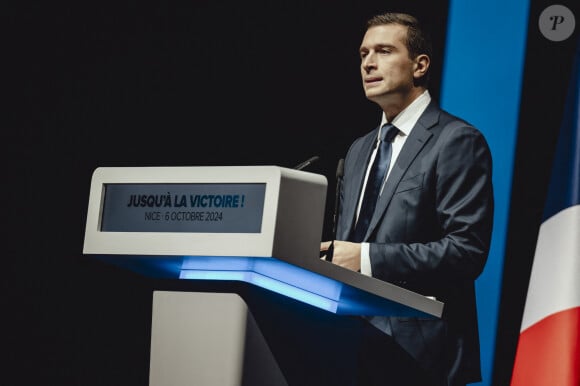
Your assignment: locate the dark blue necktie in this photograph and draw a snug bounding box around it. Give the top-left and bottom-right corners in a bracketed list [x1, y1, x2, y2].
[351, 123, 399, 242]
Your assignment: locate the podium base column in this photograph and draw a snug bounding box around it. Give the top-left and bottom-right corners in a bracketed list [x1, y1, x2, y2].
[149, 291, 288, 386]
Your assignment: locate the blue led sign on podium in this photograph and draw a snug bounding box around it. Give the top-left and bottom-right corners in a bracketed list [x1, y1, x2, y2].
[101, 183, 266, 233]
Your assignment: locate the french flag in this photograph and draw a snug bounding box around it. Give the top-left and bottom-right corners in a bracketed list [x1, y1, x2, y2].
[510, 42, 580, 385]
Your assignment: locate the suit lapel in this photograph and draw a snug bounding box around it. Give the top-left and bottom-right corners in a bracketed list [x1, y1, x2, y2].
[340, 129, 378, 240]
[363, 104, 440, 240]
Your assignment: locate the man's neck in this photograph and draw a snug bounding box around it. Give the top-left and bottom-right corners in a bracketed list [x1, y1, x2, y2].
[377, 87, 427, 122]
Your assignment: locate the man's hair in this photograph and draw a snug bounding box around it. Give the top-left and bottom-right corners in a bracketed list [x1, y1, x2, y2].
[366, 12, 432, 86]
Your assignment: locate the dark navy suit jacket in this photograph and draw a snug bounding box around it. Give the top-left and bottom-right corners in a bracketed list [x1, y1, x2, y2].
[338, 100, 494, 385]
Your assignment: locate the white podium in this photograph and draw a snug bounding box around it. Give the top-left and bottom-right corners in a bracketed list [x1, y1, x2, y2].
[83, 165, 444, 385]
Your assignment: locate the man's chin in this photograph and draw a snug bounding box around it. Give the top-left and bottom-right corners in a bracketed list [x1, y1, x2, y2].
[364, 89, 384, 102]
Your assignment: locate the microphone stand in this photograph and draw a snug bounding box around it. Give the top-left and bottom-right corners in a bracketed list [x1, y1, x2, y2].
[326, 158, 344, 262]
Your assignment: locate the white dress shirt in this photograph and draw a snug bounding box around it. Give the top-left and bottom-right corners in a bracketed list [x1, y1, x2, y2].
[359, 90, 432, 276]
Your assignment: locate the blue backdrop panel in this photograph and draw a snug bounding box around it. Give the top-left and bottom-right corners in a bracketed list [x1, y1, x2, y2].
[441, 1, 530, 385]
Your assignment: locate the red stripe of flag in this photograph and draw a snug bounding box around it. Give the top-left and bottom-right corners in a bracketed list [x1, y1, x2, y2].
[511, 307, 580, 386]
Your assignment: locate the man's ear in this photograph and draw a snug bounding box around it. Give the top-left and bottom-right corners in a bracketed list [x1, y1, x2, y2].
[413, 54, 430, 80]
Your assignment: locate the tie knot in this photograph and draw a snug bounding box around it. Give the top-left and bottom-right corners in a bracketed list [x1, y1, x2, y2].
[380, 123, 399, 143]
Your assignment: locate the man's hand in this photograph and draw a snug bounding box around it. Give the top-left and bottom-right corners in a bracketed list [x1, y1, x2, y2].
[320, 240, 362, 272]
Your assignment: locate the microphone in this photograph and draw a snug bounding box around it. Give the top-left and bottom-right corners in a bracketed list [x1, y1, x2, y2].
[294, 155, 320, 170]
[326, 158, 345, 262]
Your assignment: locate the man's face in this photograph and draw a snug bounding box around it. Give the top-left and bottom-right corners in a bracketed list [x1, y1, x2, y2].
[359, 24, 418, 104]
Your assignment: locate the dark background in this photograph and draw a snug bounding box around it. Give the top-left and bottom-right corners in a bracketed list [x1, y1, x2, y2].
[4, 1, 578, 385]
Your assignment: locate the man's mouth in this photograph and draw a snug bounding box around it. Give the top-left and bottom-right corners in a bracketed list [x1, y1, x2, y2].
[364, 77, 383, 86]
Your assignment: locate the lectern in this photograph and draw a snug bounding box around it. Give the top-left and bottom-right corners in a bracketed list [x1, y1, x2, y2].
[83, 165, 443, 386]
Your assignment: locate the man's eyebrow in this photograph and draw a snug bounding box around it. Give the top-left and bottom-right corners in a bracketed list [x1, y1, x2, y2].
[374, 43, 397, 50]
[359, 43, 397, 52]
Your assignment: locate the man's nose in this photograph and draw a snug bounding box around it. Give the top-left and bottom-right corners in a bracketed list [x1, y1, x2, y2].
[362, 54, 376, 72]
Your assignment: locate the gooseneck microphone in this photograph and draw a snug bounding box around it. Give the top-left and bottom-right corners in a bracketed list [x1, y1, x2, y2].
[326, 158, 345, 262]
[293, 155, 320, 170]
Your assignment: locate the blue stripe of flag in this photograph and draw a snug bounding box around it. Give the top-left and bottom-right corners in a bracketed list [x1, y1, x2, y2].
[543, 38, 580, 221]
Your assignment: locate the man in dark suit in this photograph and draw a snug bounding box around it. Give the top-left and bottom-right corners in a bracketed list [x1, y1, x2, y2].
[320, 12, 494, 386]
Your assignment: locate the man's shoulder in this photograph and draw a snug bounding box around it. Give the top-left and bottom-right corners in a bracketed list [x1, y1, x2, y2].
[425, 102, 485, 137]
[425, 101, 473, 128]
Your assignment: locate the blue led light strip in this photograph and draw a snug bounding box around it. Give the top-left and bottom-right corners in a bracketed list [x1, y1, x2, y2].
[180, 256, 343, 313]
